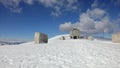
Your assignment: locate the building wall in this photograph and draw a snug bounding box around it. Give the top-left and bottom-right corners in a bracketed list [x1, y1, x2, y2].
[34, 32, 48, 44]
[112, 33, 120, 43]
[70, 28, 80, 39]
[34, 32, 40, 44]
[87, 36, 94, 40]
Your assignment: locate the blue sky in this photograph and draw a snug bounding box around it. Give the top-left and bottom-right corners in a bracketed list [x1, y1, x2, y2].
[0, 0, 120, 41]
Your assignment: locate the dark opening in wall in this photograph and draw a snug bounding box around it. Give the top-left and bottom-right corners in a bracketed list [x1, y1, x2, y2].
[74, 36, 77, 39]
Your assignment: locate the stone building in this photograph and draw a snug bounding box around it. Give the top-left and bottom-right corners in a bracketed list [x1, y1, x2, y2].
[34, 32, 48, 44]
[87, 36, 94, 40]
[59, 36, 65, 40]
[112, 32, 120, 43]
[70, 28, 80, 39]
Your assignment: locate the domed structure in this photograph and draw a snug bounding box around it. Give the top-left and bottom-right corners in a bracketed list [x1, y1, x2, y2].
[70, 28, 80, 39]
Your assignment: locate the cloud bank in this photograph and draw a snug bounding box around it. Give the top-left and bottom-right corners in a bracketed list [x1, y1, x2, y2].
[60, 8, 119, 34]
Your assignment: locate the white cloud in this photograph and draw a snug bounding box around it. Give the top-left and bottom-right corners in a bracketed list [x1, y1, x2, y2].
[91, 0, 107, 9]
[0, 0, 78, 15]
[91, 0, 98, 8]
[0, 0, 34, 13]
[10, 7, 22, 13]
[38, 0, 78, 16]
[0, 0, 22, 13]
[78, 13, 95, 31]
[51, 11, 60, 17]
[38, 0, 57, 7]
[60, 8, 118, 34]
[87, 8, 106, 19]
[51, 6, 61, 16]
[65, 0, 78, 10]
[23, 0, 34, 5]
[60, 22, 73, 32]
[95, 16, 113, 33]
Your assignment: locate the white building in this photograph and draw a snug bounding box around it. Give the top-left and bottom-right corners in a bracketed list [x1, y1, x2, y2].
[112, 32, 120, 43]
[70, 28, 80, 39]
[34, 32, 48, 44]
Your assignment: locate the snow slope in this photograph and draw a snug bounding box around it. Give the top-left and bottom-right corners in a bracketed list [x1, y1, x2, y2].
[0, 35, 120, 68]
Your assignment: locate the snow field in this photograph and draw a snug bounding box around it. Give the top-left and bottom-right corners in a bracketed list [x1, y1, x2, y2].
[0, 35, 120, 68]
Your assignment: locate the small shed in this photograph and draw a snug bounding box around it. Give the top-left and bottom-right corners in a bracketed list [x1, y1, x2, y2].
[70, 28, 80, 39]
[34, 32, 48, 44]
[87, 36, 94, 40]
[112, 32, 120, 43]
[59, 36, 65, 40]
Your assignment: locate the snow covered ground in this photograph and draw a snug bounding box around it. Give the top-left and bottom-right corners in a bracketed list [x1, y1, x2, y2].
[0, 35, 120, 68]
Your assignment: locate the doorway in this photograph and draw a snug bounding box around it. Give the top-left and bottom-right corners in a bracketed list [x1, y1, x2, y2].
[74, 36, 77, 39]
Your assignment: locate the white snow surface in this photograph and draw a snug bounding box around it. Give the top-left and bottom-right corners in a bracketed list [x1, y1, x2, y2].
[0, 35, 120, 68]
